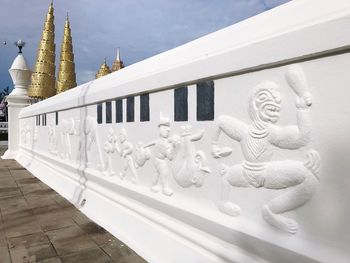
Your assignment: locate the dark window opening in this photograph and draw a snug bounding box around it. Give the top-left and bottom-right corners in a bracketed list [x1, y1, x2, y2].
[197, 80, 214, 121]
[174, 87, 188, 121]
[38, 115, 40, 126]
[55, 112, 58, 125]
[140, 93, 150, 122]
[97, 103, 103, 124]
[127, 96, 134, 122]
[106, 101, 112, 123]
[115, 99, 123, 123]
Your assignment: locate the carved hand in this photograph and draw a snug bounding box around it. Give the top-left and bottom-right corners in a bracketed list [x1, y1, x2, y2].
[296, 92, 312, 109]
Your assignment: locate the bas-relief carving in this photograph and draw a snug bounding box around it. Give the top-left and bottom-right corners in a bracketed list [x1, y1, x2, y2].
[102, 127, 139, 183]
[115, 128, 138, 183]
[103, 128, 117, 176]
[48, 121, 58, 155]
[59, 118, 75, 159]
[20, 120, 32, 147]
[212, 65, 320, 234]
[172, 125, 210, 188]
[77, 116, 104, 169]
[139, 115, 176, 196]
[136, 114, 208, 196]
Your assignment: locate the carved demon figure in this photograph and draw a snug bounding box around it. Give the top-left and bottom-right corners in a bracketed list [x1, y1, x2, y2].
[212, 65, 320, 234]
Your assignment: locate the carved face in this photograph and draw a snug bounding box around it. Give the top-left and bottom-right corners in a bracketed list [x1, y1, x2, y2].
[249, 81, 282, 124]
[159, 125, 170, 138]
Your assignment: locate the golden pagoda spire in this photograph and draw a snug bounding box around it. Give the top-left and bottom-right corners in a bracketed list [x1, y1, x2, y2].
[111, 47, 124, 72]
[56, 13, 77, 93]
[95, 58, 111, 79]
[28, 1, 56, 99]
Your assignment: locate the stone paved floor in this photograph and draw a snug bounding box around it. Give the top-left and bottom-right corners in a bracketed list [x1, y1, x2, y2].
[0, 147, 147, 263]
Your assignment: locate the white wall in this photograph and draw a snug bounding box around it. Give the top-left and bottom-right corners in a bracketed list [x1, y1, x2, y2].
[15, 0, 350, 262]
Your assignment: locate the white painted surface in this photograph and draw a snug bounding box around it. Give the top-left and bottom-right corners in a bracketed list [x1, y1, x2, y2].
[2, 54, 31, 159]
[13, 0, 350, 262]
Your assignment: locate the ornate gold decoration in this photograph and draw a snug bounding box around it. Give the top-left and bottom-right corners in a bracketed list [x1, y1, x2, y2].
[95, 58, 111, 79]
[56, 14, 77, 94]
[28, 1, 56, 99]
[111, 47, 124, 72]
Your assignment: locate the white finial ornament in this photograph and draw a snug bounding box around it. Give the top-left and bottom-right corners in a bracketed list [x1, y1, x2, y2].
[8, 42, 32, 96]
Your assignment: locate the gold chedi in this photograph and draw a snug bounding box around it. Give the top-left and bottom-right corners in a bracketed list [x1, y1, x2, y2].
[28, 2, 56, 99]
[57, 14, 77, 93]
[111, 47, 124, 72]
[95, 58, 111, 79]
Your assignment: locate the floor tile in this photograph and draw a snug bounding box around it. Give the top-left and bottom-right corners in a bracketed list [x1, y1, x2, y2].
[80, 222, 115, 246]
[60, 248, 111, 263]
[0, 246, 11, 263]
[47, 225, 98, 256]
[10, 244, 57, 262]
[8, 232, 50, 249]
[0, 147, 148, 262]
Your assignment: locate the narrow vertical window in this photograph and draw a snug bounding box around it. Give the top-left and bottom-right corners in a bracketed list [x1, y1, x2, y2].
[174, 86, 188, 121]
[127, 96, 134, 122]
[105, 101, 112, 123]
[197, 80, 214, 121]
[97, 103, 103, 124]
[36, 116, 38, 126]
[38, 115, 41, 126]
[55, 112, 58, 125]
[140, 93, 150, 122]
[115, 99, 123, 123]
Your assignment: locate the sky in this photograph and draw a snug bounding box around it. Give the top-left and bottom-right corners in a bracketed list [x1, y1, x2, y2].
[0, 0, 290, 91]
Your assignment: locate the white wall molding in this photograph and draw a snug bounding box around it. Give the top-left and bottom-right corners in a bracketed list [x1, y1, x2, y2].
[13, 0, 350, 262]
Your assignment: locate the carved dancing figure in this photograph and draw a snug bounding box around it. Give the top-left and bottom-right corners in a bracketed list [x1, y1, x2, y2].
[115, 128, 138, 183]
[141, 114, 176, 196]
[48, 121, 58, 155]
[59, 118, 75, 159]
[212, 65, 320, 234]
[77, 116, 105, 169]
[172, 125, 211, 188]
[102, 128, 117, 176]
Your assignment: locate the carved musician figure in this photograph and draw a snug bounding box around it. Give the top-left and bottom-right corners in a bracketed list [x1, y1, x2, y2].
[212, 65, 320, 234]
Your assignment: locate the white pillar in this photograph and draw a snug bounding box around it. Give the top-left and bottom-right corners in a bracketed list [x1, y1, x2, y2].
[2, 53, 32, 159]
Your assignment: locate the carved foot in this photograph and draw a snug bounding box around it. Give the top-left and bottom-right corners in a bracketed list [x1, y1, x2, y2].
[151, 184, 161, 193]
[119, 172, 126, 180]
[262, 205, 299, 234]
[162, 187, 174, 196]
[131, 176, 138, 184]
[219, 202, 241, 217]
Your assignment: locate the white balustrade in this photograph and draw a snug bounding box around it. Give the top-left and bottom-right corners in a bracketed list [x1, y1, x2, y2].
[11, 0, 350, 262]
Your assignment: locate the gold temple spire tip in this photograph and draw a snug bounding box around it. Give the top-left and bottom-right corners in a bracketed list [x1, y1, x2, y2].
[112, 47, 124, 72]
[57, 10, 77, 94]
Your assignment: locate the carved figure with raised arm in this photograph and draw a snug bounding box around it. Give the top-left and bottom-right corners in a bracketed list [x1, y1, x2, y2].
[59, 118, 75, 159]
[212, 65, 320, 234]
[115, 128, 138, 183]
[102, 127, 117, 176]
[48, 120, 57, 155]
